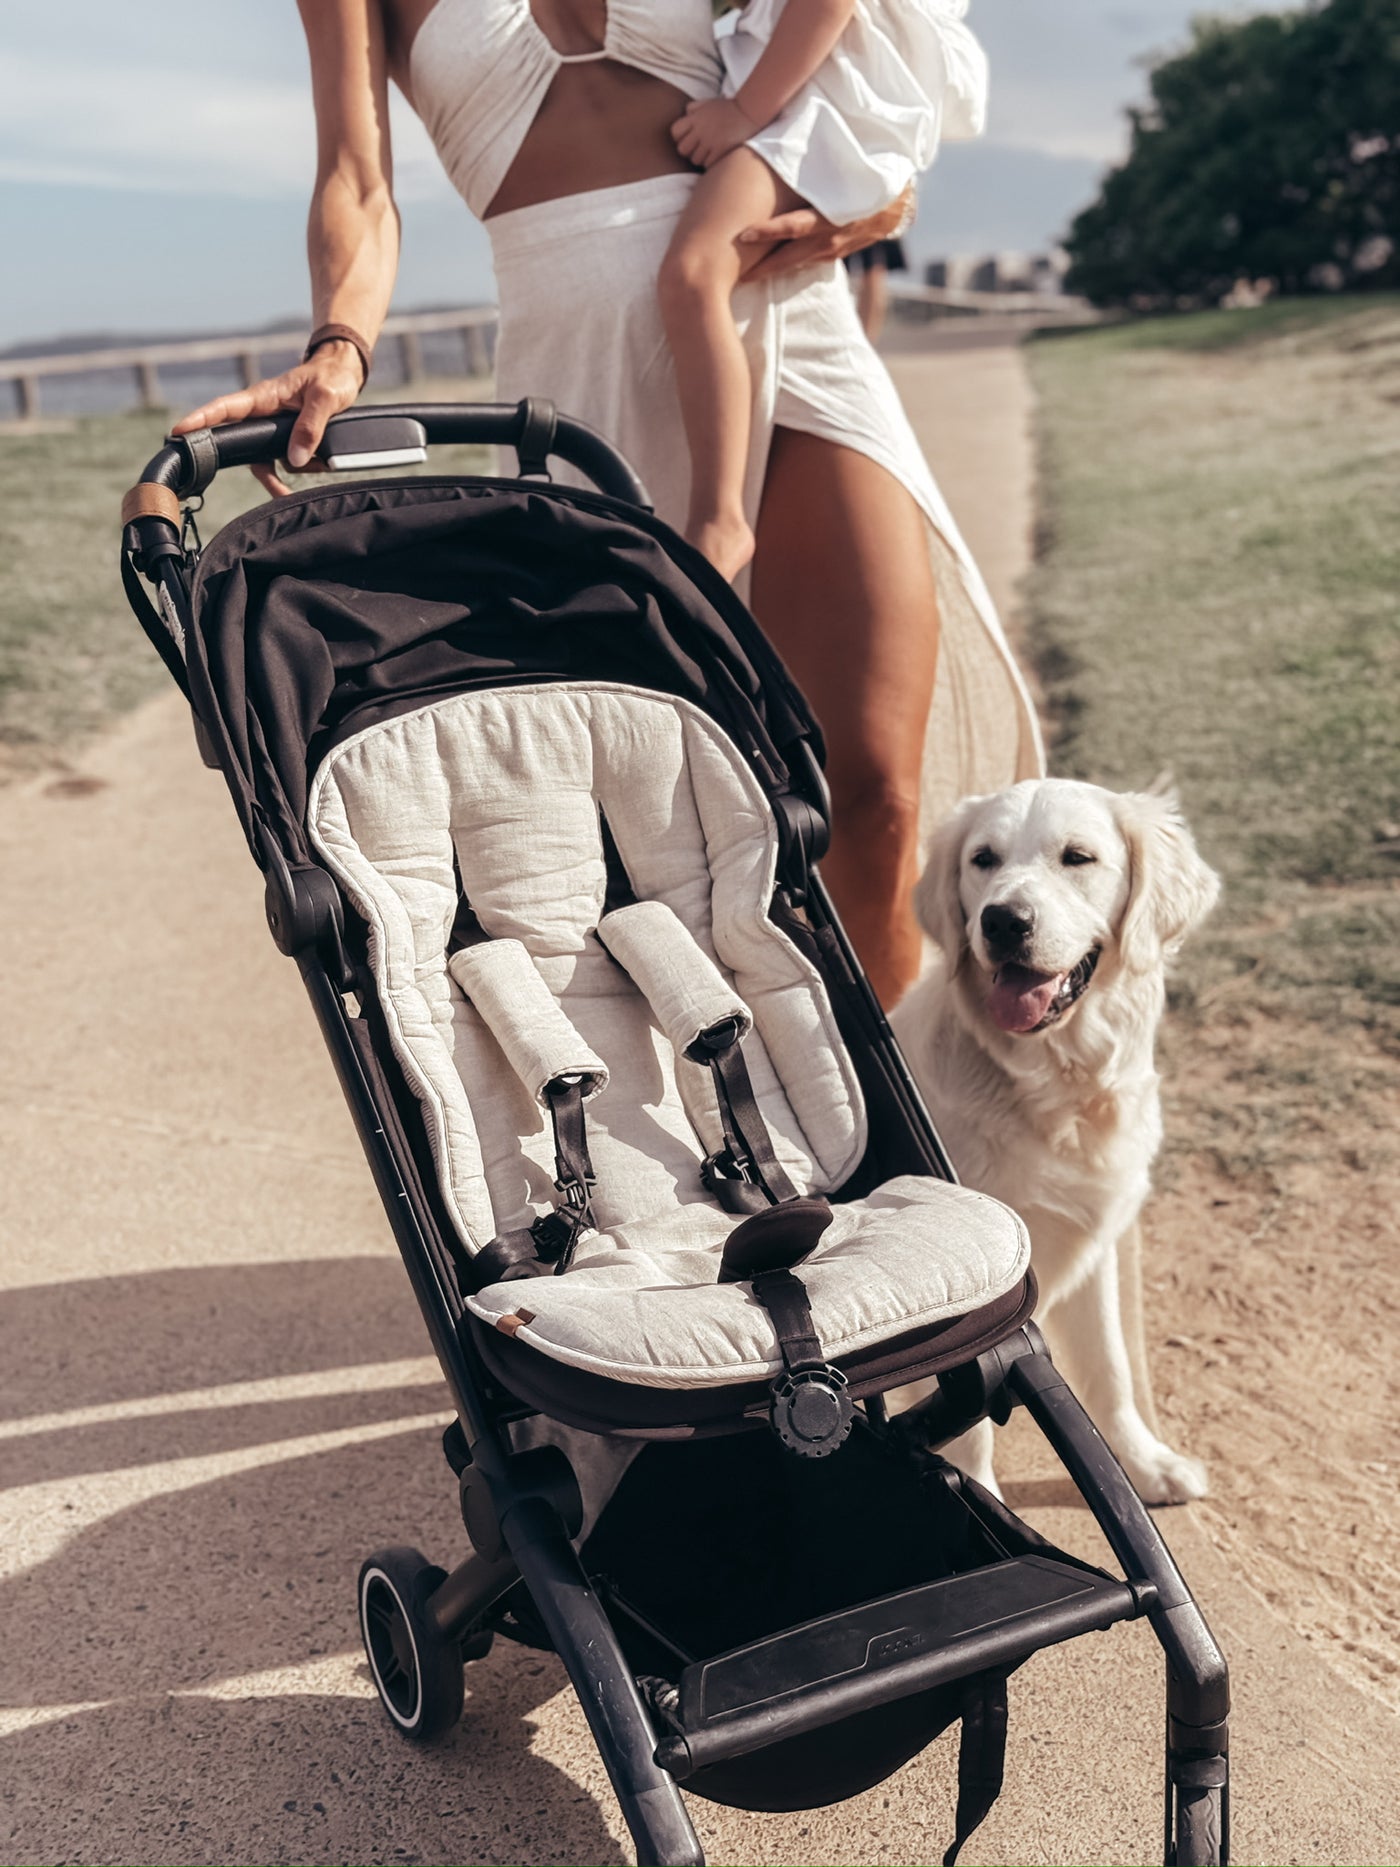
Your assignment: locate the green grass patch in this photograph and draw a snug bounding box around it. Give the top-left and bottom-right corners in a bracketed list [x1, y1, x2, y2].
[1027, 296, 1400, 1177]
[0, 380, 490, 770]
[1072, 290, 1400, 355]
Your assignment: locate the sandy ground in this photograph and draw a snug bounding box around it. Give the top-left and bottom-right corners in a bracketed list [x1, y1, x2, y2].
[3, 334, 1398, 1866]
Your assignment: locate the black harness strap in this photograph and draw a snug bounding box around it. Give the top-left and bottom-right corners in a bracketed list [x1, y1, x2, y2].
[447, 866, 597, 1288]
[943, 1672, 1010, 1867]
[598, 806, 637, 916]
[596, 808, 796, 1214]
[750, 1269, 825, 1374]
[446, 854, 486, 955]
[462, 1076, 597, 1291]
[716, 1199, 852, 1457]
[691, 1024, 799, 1211]
[460, 1226, 545, 1295]
[755, 1261, 853, 1458]
[530, 1076, 596, 1273]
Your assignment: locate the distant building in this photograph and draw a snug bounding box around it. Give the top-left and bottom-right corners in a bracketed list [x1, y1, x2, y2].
[923, 251, 1070, 296]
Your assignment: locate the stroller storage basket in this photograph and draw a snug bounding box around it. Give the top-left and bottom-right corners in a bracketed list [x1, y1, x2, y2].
[121, 401, 1229, 1867]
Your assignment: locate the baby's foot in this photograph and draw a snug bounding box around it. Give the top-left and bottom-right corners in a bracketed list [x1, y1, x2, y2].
[688, 511, 755, 583]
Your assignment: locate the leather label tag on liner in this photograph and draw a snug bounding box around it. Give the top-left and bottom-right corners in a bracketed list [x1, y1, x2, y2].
[496, 1309, 536, 1336]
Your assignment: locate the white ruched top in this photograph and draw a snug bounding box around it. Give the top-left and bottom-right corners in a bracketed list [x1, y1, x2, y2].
[409, 0, 723, 219]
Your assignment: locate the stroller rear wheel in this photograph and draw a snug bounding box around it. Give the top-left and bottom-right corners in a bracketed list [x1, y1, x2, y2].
[1172, 1784, 1225, 1866]
[358, 1545, 467, 1741]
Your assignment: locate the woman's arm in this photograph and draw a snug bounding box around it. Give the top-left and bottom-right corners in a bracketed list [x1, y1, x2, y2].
[172, 0, 399, 493]
[673, 0, 856, 169]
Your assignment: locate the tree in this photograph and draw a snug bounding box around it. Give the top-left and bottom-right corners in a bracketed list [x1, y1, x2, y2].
[1064, 0, 1400, 306]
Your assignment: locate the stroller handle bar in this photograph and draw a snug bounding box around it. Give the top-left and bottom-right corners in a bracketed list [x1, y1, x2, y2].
[129, 398, 653, 510]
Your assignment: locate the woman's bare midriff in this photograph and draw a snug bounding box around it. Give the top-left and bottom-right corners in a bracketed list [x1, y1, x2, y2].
[486, 63, 697, 217]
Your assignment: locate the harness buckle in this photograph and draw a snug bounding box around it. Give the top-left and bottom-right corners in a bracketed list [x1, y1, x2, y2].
[701, 1149, 770, 1215]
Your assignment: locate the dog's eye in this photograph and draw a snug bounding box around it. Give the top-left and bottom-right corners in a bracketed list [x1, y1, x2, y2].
[1062, 848, 1097, 867]
[970, 847, 1000, 871]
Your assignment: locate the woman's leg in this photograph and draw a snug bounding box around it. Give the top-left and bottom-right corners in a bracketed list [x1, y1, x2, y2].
[856, 257, 890, 342]
[751, 427, 940, 1006]
[658, 150, 797, 580]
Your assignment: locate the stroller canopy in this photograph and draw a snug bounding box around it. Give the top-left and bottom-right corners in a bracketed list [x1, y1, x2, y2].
[188, 477, 824, 865]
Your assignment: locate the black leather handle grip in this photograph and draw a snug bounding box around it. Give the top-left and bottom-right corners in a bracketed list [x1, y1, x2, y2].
[133, 399, 652, 509]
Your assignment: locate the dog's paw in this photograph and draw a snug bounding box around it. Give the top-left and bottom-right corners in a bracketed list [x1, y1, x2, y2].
[1121, 1440, 1208, 1506]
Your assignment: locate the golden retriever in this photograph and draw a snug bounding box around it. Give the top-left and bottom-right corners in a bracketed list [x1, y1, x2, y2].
[890, 778, 1220, 1504]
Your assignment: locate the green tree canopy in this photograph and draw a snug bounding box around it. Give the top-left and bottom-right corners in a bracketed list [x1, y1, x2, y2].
[1064, 0, 1400, 306]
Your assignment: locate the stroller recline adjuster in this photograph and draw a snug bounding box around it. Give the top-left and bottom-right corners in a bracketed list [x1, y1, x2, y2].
[770, 1363, 853, 1457]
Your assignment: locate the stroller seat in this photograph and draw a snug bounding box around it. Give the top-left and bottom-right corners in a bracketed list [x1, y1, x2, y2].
[309, 680, 1031, 1427]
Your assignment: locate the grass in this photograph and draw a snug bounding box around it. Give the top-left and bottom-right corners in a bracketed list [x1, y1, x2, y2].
[0, 379, 490, 772]
[1025, 295, 1400, 1180]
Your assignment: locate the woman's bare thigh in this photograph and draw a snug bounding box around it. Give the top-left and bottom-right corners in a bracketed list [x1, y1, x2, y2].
[750, 427, 939, 807]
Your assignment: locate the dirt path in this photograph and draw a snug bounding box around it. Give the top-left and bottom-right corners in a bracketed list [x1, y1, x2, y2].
[2, 336, 1396, 1867]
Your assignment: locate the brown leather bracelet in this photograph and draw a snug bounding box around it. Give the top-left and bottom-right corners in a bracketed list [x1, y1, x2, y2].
[303, 321, 372, 385]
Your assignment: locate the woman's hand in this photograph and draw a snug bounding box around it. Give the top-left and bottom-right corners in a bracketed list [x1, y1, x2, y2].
[671, 97, 756, 169]
[170, 340, 366, 497]
[738, 185, 913, 282]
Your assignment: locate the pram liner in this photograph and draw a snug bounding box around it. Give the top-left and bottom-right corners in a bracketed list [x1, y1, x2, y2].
[121, 401, 1229, 1867]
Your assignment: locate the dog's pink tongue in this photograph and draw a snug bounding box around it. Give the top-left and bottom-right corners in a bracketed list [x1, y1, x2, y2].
[989, 964, 1064, 1034]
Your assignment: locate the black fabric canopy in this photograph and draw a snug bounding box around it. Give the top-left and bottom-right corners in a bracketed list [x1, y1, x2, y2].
[187, 476, 825, 864]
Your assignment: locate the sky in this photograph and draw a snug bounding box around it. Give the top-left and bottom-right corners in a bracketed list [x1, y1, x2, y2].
[0, 1, 1281, 349]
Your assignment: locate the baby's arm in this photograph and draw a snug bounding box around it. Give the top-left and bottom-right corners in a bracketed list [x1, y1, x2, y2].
[673, 0, 857, 169]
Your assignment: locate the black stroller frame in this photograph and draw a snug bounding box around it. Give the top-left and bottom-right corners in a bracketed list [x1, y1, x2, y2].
[122, 401, 1229, 1867]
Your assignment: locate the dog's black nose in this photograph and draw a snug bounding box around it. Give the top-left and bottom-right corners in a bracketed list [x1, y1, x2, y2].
[981, 902, 1034, 956]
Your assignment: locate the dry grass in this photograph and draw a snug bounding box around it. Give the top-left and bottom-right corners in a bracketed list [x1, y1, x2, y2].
[0, 378, 491, 774]
[1026, 298, 1400, 1185]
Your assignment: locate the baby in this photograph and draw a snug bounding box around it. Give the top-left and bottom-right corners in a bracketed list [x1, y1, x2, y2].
[659, 0, 987, 581]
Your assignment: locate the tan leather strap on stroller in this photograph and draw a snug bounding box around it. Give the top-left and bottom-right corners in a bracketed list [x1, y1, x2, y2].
[121, 483, 182, 529]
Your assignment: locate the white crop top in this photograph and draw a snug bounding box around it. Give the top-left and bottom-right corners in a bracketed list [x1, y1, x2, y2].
[409, 0, 723, 218]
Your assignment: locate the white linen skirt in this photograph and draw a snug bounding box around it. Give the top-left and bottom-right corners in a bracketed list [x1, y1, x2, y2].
[488, 173, 1044, 833]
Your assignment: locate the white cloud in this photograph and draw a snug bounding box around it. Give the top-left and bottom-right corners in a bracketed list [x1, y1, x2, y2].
[0, 46, 453, 205]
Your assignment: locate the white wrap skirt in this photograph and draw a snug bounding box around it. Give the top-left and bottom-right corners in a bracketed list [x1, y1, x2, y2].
[488, 173, 1043, 832]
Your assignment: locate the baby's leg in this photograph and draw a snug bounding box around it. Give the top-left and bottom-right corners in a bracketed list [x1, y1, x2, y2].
[658, 149, 800, 580]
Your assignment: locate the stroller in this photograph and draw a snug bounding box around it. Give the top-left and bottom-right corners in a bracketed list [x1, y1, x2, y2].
[121, 401, 1229, 1867]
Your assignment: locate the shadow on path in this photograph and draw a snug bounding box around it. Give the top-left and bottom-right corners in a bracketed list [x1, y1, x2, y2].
[2, 1260, 623, 1865]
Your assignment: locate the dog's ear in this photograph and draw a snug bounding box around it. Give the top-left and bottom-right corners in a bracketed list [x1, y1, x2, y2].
[913, 798, 978, 970]
[1113, 790, 1221, 974]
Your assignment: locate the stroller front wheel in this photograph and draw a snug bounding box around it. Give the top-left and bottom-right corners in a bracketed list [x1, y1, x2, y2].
[358, 1545, 466, 1741]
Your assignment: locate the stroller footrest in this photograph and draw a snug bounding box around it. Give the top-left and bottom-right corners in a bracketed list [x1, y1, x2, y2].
[659, 1556, 1140, 1779]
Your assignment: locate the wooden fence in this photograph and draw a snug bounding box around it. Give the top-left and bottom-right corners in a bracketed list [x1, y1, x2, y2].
[0, 286, 1103, 422]
[0, 306, 498, 421]
[890, 281, 1102, 322]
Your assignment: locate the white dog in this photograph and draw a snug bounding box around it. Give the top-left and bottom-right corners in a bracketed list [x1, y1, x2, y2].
[890, 778, 1220, 1505]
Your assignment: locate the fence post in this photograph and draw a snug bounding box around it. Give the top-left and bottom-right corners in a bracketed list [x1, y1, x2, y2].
[18, 375, 40, 420]
[137, 359, 163, 410]
[238, 351, 261, 387]
[400, 329, 424, 383]
[464, 323, 490, 378]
